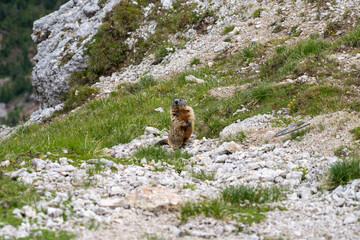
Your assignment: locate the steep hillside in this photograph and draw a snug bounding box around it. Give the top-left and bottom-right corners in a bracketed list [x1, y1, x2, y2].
[0, 0, 360, 239]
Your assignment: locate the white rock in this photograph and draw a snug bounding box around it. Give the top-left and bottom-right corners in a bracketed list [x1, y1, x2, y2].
[22, 206, 37, 218]
[109, 186, 126, 197]
[47, 207, 63, 218]
[31, 158, 46, 170]
[98, 198, 130, 209]
[0, 160, 10, 167]
[161, 0, 175, 9]
[344, 214, 358, 224]
[154, 107, 164, 112]
[185, 75, 205, 84]
[214, 42, 228, 52]
[144, 126, 161, 135]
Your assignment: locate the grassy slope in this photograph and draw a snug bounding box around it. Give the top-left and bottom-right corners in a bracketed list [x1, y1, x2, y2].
[1, 25, 360, 168]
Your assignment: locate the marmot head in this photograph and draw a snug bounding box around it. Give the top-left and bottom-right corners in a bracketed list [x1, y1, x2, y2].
[171, 98, 187, 108]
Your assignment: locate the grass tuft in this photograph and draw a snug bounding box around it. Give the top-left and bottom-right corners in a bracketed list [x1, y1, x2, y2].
[221, 185, 285, 205]
[327, 156, 360, 188]
[179, 185, 285, 223]
[222, 25, 235, 35]
[252, 8, 262, 18]
[350, 126, 360, 140]
[191, 170, 215, 181]
[190, 57, 201, 67]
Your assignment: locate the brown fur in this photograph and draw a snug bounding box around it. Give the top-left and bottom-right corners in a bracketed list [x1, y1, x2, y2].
[157, 98, 195, 149]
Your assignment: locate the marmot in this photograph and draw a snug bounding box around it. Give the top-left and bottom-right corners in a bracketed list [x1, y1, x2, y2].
[158, 98, 195, 149]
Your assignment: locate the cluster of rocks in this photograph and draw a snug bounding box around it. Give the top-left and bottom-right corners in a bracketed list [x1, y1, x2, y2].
[2, 110, 360, 239]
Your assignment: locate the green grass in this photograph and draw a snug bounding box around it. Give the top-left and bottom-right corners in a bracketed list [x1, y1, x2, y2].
[191, 170, 215, 181]
[87, 160, 105, 177]
[260, 38, 329, 81]
[190, 57, 200, 66]
[327, 156, 360, 188]
[287, 128, 310, 141]
[350, 126, 360, 140]
[183, 183, 195, 190]
[252, 8, 262, 18]
[132, 146, 192, 171]
[222, 25, 235, 35]
[179, 185, 285, 223]
[13, 229, 75, 240]
[0, 63, 355, 166]
[0, 175, 41, 226]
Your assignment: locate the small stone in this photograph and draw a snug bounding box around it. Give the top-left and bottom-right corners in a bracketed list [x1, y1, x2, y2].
[154, 107, 164, 112]
[47, 207, 63, 218]
[332, 194, 345, 207]
[189, 230, 216, 238]
[22, 206, 37, 218]
[244, 234, 259, 240]
[0, 160, 10, 167]
[126, 187, 183, 212]
[59, 157, 68, 165]
[283, 140, 291, 147]
[31, 158, 46, 170]
[215, 155, 227, 163]
[62, 149, 68, 154]
[214, 42, 228, 52]
[12, 208, 23, 218]
[344, 214, 358, 224]
[98, 198, 130, 209]
[144, 127, 161, 135]
[109, 186, 126, 197]
[140, 158, 147, 165]
[185, 75, 205, 84]
[208, 61, 214, 67]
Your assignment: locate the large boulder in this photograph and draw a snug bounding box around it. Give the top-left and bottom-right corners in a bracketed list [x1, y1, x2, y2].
[31, 0, 121, 107]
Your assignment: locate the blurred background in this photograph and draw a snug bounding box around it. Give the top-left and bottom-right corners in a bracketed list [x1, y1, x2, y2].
[0, 0, 68, 126]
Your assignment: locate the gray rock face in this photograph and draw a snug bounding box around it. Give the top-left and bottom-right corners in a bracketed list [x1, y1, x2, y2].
[31, 0, 121, 107]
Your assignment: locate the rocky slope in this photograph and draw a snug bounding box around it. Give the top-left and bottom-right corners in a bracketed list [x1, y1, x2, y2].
[1, 111, 360, 239]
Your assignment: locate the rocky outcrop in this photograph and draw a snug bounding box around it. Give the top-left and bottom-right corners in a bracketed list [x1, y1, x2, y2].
[31, 0, 121, 107]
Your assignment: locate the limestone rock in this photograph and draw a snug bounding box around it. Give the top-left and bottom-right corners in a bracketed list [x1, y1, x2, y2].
[126, 187, 183, 212]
